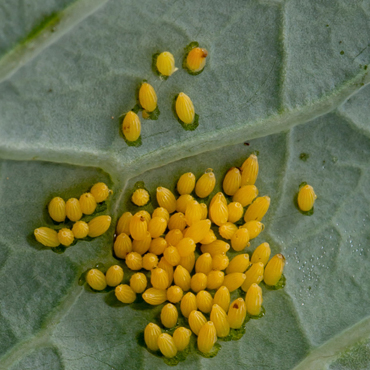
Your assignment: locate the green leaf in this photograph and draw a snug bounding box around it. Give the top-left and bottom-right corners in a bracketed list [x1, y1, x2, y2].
[1, 0, 370, 369]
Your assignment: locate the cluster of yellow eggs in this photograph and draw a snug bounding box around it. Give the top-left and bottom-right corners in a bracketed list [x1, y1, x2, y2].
[34, 182, 112, 248]
[84, 153, 291, 359]
[122, 44, 208, 143]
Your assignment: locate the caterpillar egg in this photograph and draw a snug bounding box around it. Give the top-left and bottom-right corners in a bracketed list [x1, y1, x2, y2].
[34, 227, 60, 247]
[48, 197, 66, 222]
[156, 51, 177, 77]
[79, 192, 97, 215]
[142, 252, 159, 270]
[177, 172, 196, 195]
[58, 228, 74, 247]
[139, 82, 157, 112]
[186, 47, 208, 73]
[297, 184, 317, 212]
[87, 215, 111, 238]
[175, 92, 195, 124]
[131, 188, 150, 207]
[65, 198, 82, 222]
[72, 221, 89, 239]
[122, 111, 141, 142]
[90, 182, 110, 203]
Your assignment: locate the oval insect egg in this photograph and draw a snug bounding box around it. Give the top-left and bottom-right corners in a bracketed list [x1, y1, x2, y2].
[186, 47, 208, 73]
[156, 51, 177, 77]
[122, 111, 141, 142]
[131, 188, 150, 207]
[138, 82, 157, 112]
[175, 92, 195, 124]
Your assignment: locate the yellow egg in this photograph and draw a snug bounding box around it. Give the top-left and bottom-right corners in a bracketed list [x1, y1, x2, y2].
[206, 270, 224, 290]
[176, 237, 196, 257]
[168, 212, 187, 231]
[105, 265, 124, 287]
[151, 267, 169, 290]
[180, 292, 197, 318]
[148, 217, 167, 238]
[156, 187, 177, 214]
[177, 172, 196, 195]
[226, 254, 250, 274]
[223, 167, 242, 196]
[227, 202, 244, 223]
[241, 154, 259, 185]
[228, 298, 247, 329]
[72, 221, 89, 239]
[212, 254, 229, 271]
[156, 51, 177, 77]
[298, 184, 317, 212]
[115, 284, 136, 303]
[116, 212, 132, 235]
[90, 182, 110, 203]
[65, 198, 82, 222]
[186, 47, 208, 73]
[125, 252, 143, 271]
[113, 233, 132, 259]
[244, 196, 271, 222]
[87, 215, 111, 238]
[175, 92, 195, 124]
[230, 228, 250, 251]
[174, 265, 191, 291]
[132, 231, 152, 255]
[131, 188, 150, 207]
[122, 111, 141, 142]
[189, 310, 207, 335]
[58, 228, 74, 247]
[195, 169, 216, 198]
[142, 252, 158, 270]
[197, 321, 217, 353]
[196, 290, 213, 314]
[264, 253, 286, 286]
[251, 242, 271, 266]
[164, 246, 181, 266]
[211, 304, 230, 337]
[149, 237, 168, 255]
[232, 185, 258, 207]
[142, 288, 167, 305]
[130, 272, 147, 293]
[195, 253, 213, 275]
[48, 197, 66, 222]
[222, 272, 246, 292]
[167, 285, 183, 303]
[158, 333, 178, 358]
[173, 327, 192, 351]
[245, 283, 263, 316]
[34, 227, 60, 247]
[161, 303, 178, 328]
[130, 214, 148, 241]
[190, 273, 207, 293]
[219, 222, 238, 240]
[241, 262, 265, 292]
[86, 269, 107, 291]
[213, 286, 230, 313]
[139, 82, 157, 112]
[144, 323, 161, 351]
[79, 193, 97, 215]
